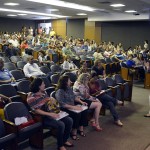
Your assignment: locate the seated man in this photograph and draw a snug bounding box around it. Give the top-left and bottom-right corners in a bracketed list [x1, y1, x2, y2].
[0, 58, 15, 84]
[23, 56, 52, 80]
[23, 56, 46, 78]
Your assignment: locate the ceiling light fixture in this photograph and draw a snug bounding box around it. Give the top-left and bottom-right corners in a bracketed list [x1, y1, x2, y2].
[76, 13, 87, 16]
[18, 14, 27, 16]
[125, 10, 137, 13]
[110, 4, 125, 7]
[7, 14, 17, 16]
[0, 8, 68, 18]
[4, 3, 20, 6]
[26, 0, 96, 12]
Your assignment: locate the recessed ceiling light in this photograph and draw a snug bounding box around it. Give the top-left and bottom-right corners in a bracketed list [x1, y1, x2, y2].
[125, 10, 137, 13]
[7, 14, 17, 16]
[110, 4, 125, 7]
[0, 8, 68, 18]
[50, 9, 59, 11]
[18, 14, 27, 16]
[76, 13, 87, 16]
[26, 0, 96, 12]
[4, 3, 19, 6]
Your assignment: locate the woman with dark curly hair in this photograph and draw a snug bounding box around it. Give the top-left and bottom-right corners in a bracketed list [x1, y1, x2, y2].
[27, 78, 73, 150]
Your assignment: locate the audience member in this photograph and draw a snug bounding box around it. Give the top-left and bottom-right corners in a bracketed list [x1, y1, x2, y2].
[0, 58, 15, 84]
[73, 73, 102, 131]
[89, 78, 123, 126]
[27, 78, 73, 150]
[56, 75, 89, 140]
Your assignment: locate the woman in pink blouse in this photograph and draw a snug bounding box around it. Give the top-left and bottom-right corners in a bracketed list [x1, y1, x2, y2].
[73, 73, 102, 131]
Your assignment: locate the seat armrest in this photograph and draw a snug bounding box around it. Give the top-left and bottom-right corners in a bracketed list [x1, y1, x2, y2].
[30, 111, 43, 122]
[3, 119, 18, 134]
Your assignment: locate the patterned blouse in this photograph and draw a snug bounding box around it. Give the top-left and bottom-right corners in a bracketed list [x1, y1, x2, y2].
[73, 81, 95, 101]
[55, 87, 75, 107]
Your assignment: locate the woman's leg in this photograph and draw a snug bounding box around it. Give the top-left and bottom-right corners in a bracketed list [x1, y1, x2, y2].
[89, 100, 102, 127]
[43, 117, 66, 149]
[61, 116, 73, 144]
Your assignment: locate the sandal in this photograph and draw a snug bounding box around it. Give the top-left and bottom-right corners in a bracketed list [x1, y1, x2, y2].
[71, 134, 79, 140]
[93, 125, 103, 132]
[90, 120, 96, 127]
[64, 141, 74, 147]
[77, 130, 86, 137]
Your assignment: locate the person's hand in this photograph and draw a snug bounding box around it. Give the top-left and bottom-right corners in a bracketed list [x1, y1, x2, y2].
[49, 113, 59, 119]
[73, 106, 82, 111]
[81, 101, 88, 106]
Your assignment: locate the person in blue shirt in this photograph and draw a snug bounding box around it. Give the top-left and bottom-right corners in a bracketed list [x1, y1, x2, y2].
[126, 54, 136, 68]
[0, 58, 15, 84]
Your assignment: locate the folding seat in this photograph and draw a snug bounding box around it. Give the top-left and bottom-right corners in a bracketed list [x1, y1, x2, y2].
[100, 59, 111, 75]
[10, 70, 26, 82]
[64, 72, 77, 83]
[105, 57, 116, 74]
[50, 74, 60, 86]
[105, 77, 122, 101]
[40, 77, 55, 96]
[51, 64, 63, 74]
[97, 79, 113, 97]
[4, 102, 43, 149]
[40, 66, 51, 74]
[0, 118, 18, 150]
[16, 61, 26, 70]
[51, 53, 59, 63]
[113, 74, 133, 101]
[4, 62, 17, 71]
[0, 84, 23, 103]
[10, 56, 22, 63]
[111, 57, 121, 73]
[0, 56, 10, 62]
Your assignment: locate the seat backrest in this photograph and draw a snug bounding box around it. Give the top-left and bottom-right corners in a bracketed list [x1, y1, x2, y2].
[40, 77, 51, 88]
[0, 84, 18, 97]
[51, 74, 60, 84]
[40, 66, 51, 74]
[64, 72, 77, 83]
[4, 62, 17, 71]
[10, 70, 25, 81]
[51, 64, 62, 73]
[97, 79, 108, 90]
[100, 59, 106, 64]
[105, 58, 112, 64]
[105, 77, 116, 86]
[50, 91, 56, 98]
[52, 53, 59, 63]
[17, 61, 26, 69]
[0, 118, 5, 137]
[10, 56, 22, 63]
[114, 74, 124, 83]
[0, 57, 10, 62]
[4, 102, 31, 122]
[17, 80, 31, 93]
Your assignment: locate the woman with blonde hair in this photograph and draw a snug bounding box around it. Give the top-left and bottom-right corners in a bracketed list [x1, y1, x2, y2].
[73, 73, 102, 131]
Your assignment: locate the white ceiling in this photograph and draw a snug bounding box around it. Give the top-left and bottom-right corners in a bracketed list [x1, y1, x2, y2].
[0, 0, 150, 21]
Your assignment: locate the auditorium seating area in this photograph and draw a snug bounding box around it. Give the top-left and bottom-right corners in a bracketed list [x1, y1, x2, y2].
[0, 30, 150, 150]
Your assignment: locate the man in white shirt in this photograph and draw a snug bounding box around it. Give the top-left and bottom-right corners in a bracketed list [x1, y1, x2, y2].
[23, 56, 46, 78]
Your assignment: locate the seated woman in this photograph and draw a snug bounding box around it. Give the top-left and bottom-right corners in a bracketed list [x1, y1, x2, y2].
[61, 56, 78, 74]
[73, 73, 102, 131]
[88, 78, 123, 127]
[0, 58, 16, 84]
[27, 78, 73, 150]
[91, 59, 106, 78]
[55, 75, 89, 140]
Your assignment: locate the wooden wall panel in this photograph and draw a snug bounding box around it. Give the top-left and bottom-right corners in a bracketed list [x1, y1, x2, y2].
[51, 19, 66, 38]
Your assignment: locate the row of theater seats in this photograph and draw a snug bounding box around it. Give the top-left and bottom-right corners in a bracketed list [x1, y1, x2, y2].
[0, 74, 132, 149]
